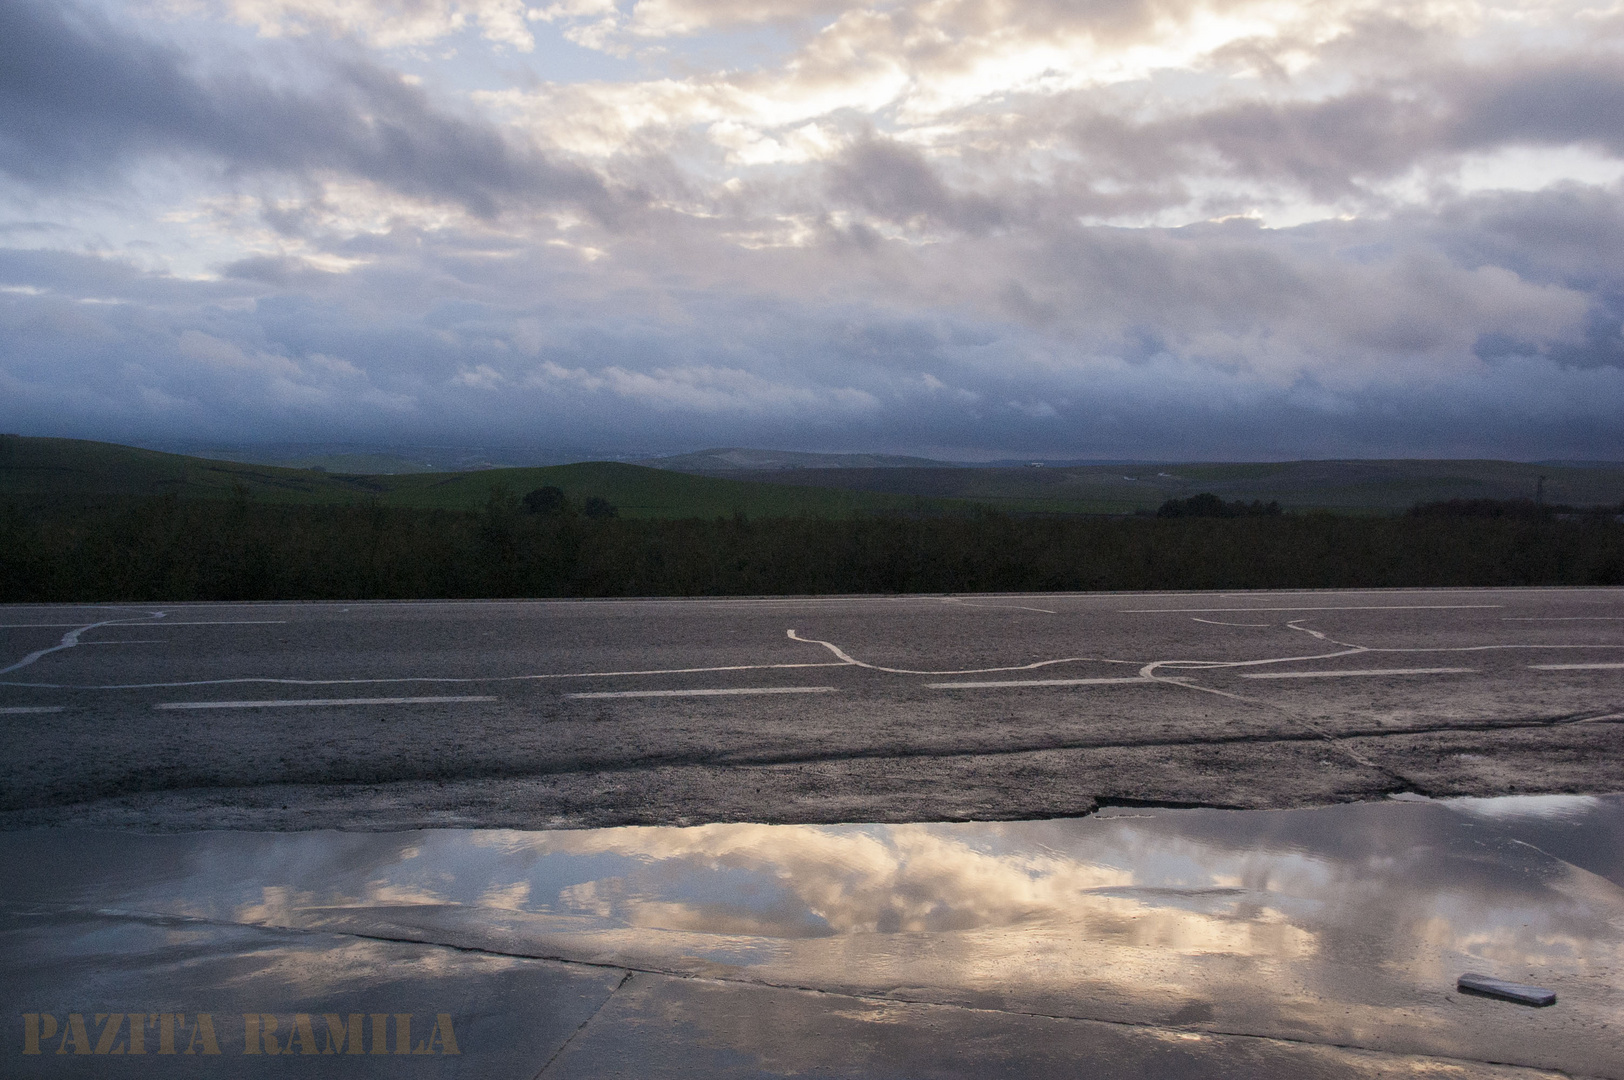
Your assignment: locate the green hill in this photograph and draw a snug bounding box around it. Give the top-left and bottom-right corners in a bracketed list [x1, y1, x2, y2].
[7, 436, 1621, 518]
[698, 459, 1624, 514]
[0, 436, 957, 519]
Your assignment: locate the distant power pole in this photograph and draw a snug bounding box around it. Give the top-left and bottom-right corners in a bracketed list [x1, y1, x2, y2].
[1536, 475, 1546, 505]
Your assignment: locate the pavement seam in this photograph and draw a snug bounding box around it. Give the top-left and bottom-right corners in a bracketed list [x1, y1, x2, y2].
[533, 969, 634, 1079]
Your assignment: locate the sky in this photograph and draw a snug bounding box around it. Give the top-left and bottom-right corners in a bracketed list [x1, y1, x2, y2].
[2, 0, 1623, 461]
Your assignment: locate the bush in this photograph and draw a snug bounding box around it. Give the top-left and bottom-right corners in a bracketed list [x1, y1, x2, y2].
[522, 486, 567, 515]
[1156, 493, 1282, 518]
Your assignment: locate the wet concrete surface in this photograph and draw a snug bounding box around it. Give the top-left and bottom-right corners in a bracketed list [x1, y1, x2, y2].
[2, 588, 1623, 829]
[3, 795, 1620, 1076]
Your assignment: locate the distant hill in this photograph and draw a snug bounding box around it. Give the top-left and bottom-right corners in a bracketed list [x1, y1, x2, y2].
[0, 437, 961, 519]
[6, 437, 1621, 517]
[645, 447, 950, 472]
[144, 441, 609, 473]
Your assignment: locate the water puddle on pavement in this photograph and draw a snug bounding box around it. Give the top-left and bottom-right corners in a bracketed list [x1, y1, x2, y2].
[4, 795, 1622, 1075]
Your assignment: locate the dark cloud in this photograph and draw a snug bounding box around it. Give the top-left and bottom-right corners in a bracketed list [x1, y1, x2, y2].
[825, 138, 1007, 233]
[1029, 56, 1624, 205]
[0, 0, 610, 217]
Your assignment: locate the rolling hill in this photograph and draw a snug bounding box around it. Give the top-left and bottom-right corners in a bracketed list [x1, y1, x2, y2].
[0, 437, 960, 518]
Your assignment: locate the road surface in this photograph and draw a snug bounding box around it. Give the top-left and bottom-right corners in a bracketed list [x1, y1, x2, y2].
[2, 587, 1622, 829]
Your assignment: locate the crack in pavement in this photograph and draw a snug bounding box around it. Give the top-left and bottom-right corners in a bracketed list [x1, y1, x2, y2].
[9, 710, 1619, 813]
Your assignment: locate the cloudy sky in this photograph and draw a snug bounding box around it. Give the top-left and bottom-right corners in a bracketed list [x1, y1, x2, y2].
[2, 0, 1623, 460]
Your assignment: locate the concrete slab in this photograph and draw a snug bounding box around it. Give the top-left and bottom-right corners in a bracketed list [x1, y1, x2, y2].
[1, 910, 626, 1076]
[546, 972, 1568, 1080]
[2, 795, 1619, 1076]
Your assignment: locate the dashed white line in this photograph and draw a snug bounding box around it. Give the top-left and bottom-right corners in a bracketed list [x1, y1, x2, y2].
[1528, 663, 1624, 671]
[928, 677, 1158, 690]
[155, 696, 498, 710]
[0, 706, 63, 714]
[1240, 668, 1477, 680]
[1121, 605, 1502, 613]
[567, 686, 840, 700]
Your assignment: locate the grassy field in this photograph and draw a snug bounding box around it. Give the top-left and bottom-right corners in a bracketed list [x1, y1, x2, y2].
[0, 437, 962, 518]
[684, 459, 1624, 514]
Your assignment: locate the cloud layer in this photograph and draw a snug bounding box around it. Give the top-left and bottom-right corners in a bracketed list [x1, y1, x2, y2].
[1, 0, 1622, 458]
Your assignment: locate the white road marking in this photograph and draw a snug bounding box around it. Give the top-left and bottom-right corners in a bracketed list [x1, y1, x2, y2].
[1241, 668, 1476, 680]
[928, 677, 1157, 689]
[1, 662, 849, 691]
[786, 629, 1134, 676]
[1192, 617, 1272, 627]
[568, 686, 840, 699]
[0, 706, 63, 714]
[1504, 617, 1624, 621]
[0, 618, 157, 676]
[0, 623, 120, 629]
[1528, 663, 1624, 671]
[941, 598, 1058, 614]
[1121, 605, 1502, 613]
[156, 696, 498, 709]
[130, 621, 287, 626]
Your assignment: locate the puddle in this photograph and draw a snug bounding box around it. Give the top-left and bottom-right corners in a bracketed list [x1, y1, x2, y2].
[3, 795, 1622, 1075]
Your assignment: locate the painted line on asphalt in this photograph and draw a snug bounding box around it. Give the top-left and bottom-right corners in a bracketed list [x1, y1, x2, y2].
[0, 706, 64, 714]
[136, 620, 288, 626]
[156, 696, 498, 709]
[568, 686, 840, 699]
[1504, 617, 1624, 621]
[929, 677, 1158, 689]
[2, 662, 850, 691]
[1241, 668, 1476, 679]
[1528, 663, 1624, 671]
[1120, 605, 1502, 613]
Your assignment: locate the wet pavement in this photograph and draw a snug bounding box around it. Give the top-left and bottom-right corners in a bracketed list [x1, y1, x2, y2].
[4, 794, 1621, 1077]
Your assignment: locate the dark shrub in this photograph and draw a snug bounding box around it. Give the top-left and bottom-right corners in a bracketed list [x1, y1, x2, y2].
[1157, 493, 1282, 518]
[1408, 498, 1553, 521]
[523, 486, 567, 515]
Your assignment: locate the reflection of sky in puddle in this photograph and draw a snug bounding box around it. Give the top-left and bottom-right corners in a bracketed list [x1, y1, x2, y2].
[5, 795, 1621, 1069]
[24, 794, 1616, 963]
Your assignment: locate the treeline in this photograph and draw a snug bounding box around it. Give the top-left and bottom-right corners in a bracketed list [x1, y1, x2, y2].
[3, 492, 1623, 601]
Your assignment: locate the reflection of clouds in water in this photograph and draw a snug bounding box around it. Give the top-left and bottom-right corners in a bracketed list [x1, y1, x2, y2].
[224, 940, 525, 998]
[1445, 795, 1602, 820]
[536, 822, 1137, 932]
[98, 799, 1622, 994]
[13, 800, 1617, 1072]
[509, 822, 1318, 955]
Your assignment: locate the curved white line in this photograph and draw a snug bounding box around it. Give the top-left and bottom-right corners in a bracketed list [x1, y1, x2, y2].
[784, 629, 1132, 676]
[0, 613, 167, 675]
[1191, 617, 1272, 627]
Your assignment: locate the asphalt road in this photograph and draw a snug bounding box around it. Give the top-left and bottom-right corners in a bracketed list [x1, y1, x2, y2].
[3, 588, 1622, 829]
